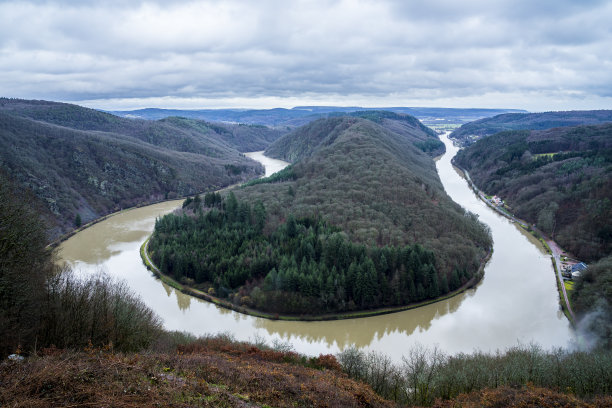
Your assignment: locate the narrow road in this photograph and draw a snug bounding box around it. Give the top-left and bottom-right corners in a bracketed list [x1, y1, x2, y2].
[546, 238, 575, 321]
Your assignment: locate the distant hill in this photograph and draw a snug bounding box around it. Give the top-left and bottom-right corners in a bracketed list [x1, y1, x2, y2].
[266, 111, 445, 160]
[454, 123, 612, 261]
[0, 98, 283, 153]
[111, 106, 526, 127]
[0, 98, 282, 239]
[450, 110, 612, 145]
[149, 116, 491, 315]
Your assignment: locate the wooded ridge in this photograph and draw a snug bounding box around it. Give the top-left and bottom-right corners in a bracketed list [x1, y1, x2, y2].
[0, 98, 282, 239]
[149, 116, 492, 315]
[454, 123, 612, 349]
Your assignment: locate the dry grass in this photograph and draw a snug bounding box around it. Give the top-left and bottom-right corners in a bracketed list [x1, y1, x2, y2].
[3, 341, 611, 408]
[430, 384, 612, 408]
[0, 345, 395, 408]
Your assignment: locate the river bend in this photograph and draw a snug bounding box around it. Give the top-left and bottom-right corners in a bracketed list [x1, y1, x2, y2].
[59, 142, 573, 362]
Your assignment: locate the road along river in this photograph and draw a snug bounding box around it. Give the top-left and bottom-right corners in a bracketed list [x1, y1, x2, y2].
[58, 142, 574, 363]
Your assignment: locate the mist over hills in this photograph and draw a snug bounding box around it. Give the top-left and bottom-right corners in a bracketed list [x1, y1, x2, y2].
[0, 98, 282, 239]
[450, 110, 612, 145]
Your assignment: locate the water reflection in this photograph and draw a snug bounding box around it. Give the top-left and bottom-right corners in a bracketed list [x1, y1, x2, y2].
[256, 288, 475, 349]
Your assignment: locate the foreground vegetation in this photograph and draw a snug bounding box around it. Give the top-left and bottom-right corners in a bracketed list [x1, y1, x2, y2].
[0, 170, 161, 358]
[2, 334, 612, 408]
[338, 344, 612, 406]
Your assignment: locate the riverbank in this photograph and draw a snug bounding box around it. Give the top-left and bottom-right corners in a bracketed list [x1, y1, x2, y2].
[47, 179, 254, 250]
[141, 236, 492, 321]
[452, 161, 576, 325]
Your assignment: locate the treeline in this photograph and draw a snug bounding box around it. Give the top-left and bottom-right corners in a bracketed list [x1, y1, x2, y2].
[338, 343, 612, 406]
[0, 171, 161, 358]
[149, 193, 475, 314]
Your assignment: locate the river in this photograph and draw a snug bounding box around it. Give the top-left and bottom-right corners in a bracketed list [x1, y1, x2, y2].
[58, 141, 574, 362]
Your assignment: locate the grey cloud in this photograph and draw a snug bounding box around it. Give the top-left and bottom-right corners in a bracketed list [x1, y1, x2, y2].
[0, 0, 611, 110]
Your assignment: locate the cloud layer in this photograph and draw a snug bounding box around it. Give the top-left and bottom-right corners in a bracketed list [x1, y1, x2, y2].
[1, 0, 611, 110]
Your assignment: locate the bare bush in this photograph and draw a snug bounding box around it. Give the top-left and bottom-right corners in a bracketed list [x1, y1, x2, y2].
[39, 269, 162, 352]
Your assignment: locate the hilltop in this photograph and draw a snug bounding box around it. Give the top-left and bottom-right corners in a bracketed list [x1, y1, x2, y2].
[266, 111, 445, 159]
[450, 110, 612, 145]
[0, 98, 282, 239]
[148, 115, 491, 315]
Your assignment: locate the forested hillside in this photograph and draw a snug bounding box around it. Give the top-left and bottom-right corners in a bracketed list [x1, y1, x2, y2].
[149, 116, 491, 315]
[454, 124, 612, 348]
[2, 143, 610, 408]
[0, 98, 283, 153]
[0, 98, 281, 239]
[450, 110, 612, 145]
[266, 111, 444, 160]
[454, 123, 612, 262]
[157, 117, 283, 152]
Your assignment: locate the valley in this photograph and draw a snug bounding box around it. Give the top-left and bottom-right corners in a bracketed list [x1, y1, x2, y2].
[58, 132, 573, 362]
[3, 2, 612, 405]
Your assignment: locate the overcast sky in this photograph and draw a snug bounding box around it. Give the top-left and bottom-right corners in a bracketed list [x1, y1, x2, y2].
[1, 0, 612, 111]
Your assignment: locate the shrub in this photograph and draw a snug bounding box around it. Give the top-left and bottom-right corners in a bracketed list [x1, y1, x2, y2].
[39, 270, 162, 352]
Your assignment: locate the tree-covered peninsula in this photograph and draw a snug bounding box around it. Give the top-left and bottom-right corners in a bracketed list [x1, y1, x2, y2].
[148, 115, 492, 315]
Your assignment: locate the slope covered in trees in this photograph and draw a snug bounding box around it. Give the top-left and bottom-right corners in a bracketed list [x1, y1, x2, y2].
[572, 255, 612, 349]
[454, 124, 612, 348]
[149, 116, 491, 315]
[5, 176, 610, 406]
[0, 98, 283, 153]
[0, 98, 282, 238]
[450, 110, 612, 145]
[454, 123, 612, 261]
[0, 170, 161, 358]
[266, 111, 444, 160]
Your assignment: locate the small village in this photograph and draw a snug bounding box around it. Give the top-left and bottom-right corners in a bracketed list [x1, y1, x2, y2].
[486, 195, 589, 283]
